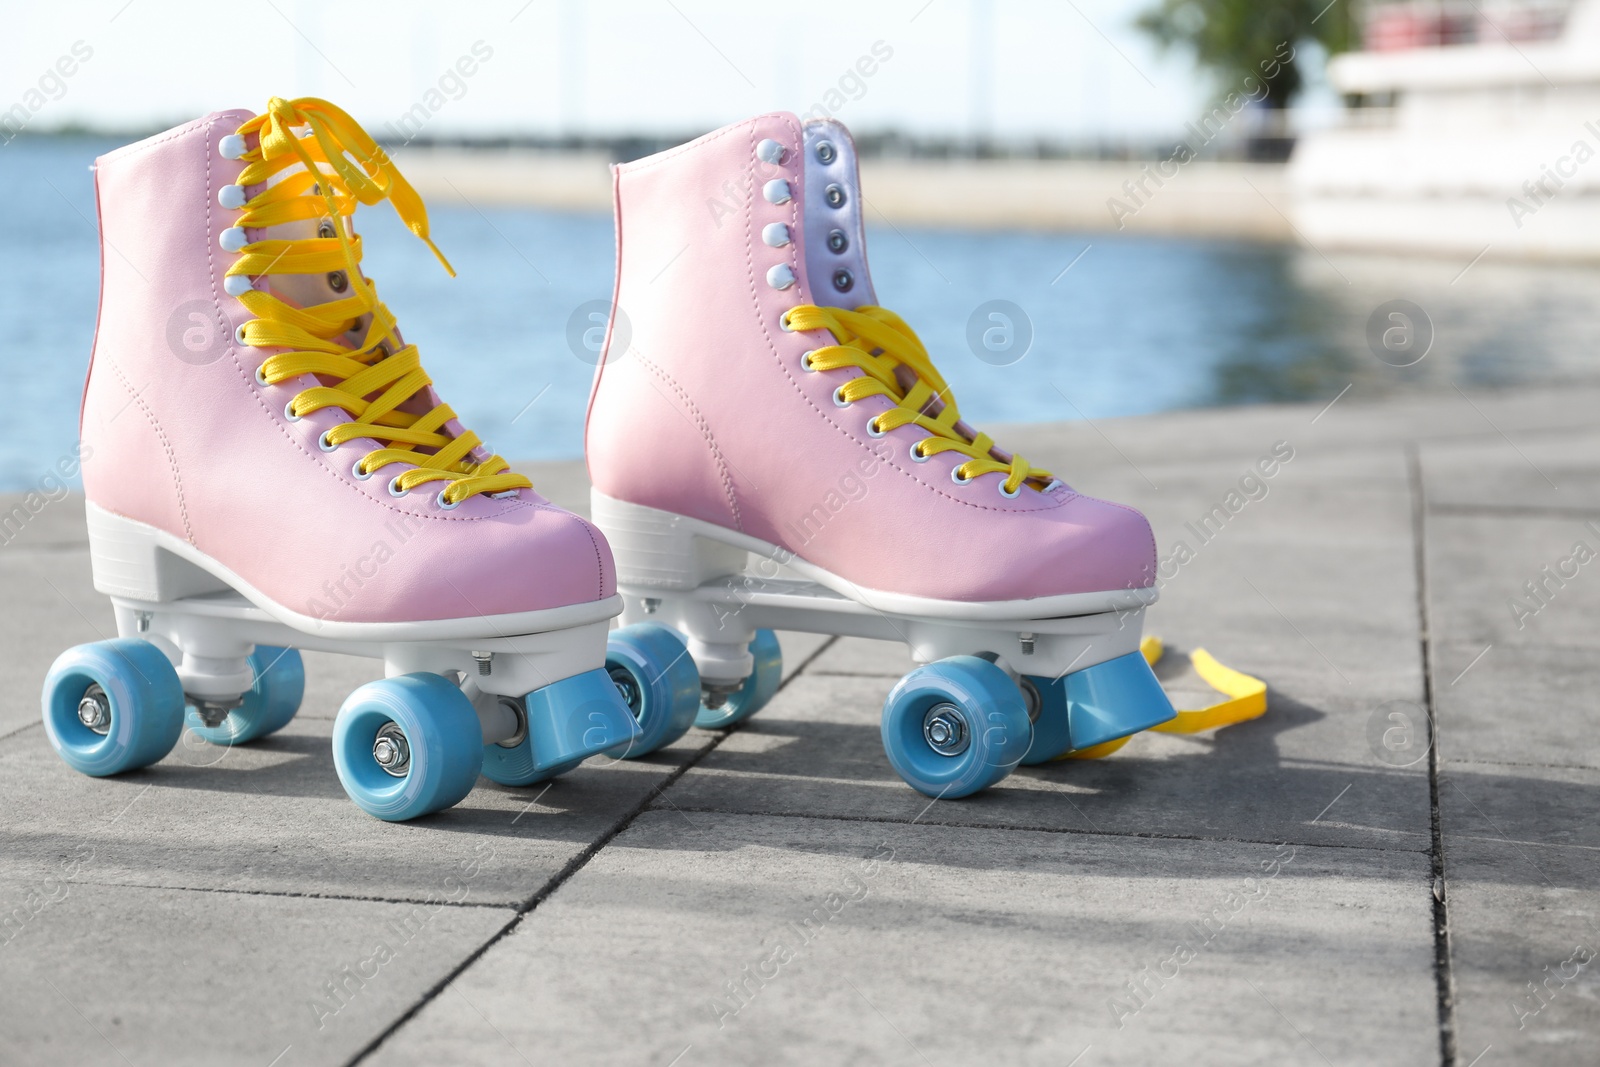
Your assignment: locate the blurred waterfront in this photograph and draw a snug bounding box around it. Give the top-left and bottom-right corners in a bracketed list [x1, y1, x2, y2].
[4, 134, 1599, 492]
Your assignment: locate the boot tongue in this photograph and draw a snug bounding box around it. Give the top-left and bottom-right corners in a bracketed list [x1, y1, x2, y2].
[801, 119, 876, 309]
[802, 119, 985, 446]
[256, 159, 373, 347]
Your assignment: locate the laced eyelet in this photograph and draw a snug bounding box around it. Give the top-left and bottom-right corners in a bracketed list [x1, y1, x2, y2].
[832, 387, 851, 408]
[283, 402, 301, 423]
[253, 364, 268, 386]
[951, 468, 973, 486]
[910, 443, 930, 463]
[352, 461, 373, 481]
[998, 481, 1022, 499]
[388, 477, 408, 497]
[866, 418, 887, 438]
[327, 270, 348, 293]
[318, 220, 337, 239]
[436, 489, 462, 511]
[219, 134, 248, 161]
[218, 184, 247, 210]
[223, 275, 253, 297]
[779, 311, 796, 332]
[800, 351, 815, 371]
[318, 430, 337, 453]
[235, 324, 250, 347]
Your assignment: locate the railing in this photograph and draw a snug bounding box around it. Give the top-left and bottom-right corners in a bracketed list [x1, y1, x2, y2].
[1360, 0, 1575, 50]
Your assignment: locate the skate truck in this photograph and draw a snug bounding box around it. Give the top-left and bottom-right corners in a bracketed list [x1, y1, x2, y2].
[583, 114, 1182, 798]
[40, 98, 681, 822]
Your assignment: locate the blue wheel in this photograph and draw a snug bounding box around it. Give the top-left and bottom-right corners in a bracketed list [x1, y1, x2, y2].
[41, 638, 185, 777]
[333, 673, 484, 821]
[880, 656, 1032, 798]
[695, 628, 782, 730]
[185, 646, 305, 746]
[603, 623, 701, 758]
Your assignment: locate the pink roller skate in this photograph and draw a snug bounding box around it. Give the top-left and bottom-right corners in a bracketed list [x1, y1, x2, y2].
[587, 113, 1176, 798]
[42, 98, 645, 821]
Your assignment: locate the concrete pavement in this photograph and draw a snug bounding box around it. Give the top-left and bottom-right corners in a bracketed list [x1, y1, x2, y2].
[1, 385, 1595, 1066]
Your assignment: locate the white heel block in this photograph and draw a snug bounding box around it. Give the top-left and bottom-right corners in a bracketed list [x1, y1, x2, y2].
[86, 503, 228, 602]
[590, 491, 748, 591]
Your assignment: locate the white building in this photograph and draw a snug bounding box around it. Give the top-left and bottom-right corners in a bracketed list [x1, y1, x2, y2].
[1289, 0, 1600, 259]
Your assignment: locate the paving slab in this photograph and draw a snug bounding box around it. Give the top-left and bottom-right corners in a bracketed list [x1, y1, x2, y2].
[0, 875, 511, 1067]
[1426, 513, 1600, 655]
[365, 810, 1437, 1067]
[1440, 762, 1600, 1066]
[1422, 428, 1600, 1065]
[1422, 427, 1600, 515]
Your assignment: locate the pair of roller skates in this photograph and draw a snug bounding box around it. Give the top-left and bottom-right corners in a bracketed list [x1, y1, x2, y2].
[42, 99, 1175, 822]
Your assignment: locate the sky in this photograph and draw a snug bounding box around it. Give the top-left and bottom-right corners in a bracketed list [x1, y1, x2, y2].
[0, 0, 1335, 143]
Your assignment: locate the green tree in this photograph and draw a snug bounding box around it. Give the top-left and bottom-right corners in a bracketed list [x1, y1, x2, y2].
[1136, 0, 1358, 108]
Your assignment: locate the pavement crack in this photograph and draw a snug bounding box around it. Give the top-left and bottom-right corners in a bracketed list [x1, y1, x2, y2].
[1409, 442, 1460, 1067]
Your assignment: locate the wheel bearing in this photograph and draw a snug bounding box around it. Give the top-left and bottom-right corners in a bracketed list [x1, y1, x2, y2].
[372, 721, 411, 777]
[922, 703, 969, 756]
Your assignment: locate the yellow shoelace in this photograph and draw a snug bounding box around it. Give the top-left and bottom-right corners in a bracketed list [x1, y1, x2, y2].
[227, 96, 531, 505]
[784, 305, 1052, 495]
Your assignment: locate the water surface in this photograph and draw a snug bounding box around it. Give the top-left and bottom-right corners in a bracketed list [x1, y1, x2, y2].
[3, 135, 1596, 491]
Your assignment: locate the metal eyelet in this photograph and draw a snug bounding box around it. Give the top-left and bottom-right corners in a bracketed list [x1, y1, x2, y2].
[951, 468, 973, 486]
[832, 269, 853, 292]
[816, 140, 836, 165]
[800, 351, 816, 371]
[388, 477, 408, 497]
[283, 402, 301, 423]
[352, 461, 373, 481]
[998, 481, 1022, 499]
[910, 443, 930, 463]
[327, 270, 348, 293]
[235, 324, 250, 347]
[827, 229, 848, 253]
[779, 311, 796, 332]
[318, 220, 336, 239]
[318, 430, 337, 453]
[866, 418, 887, 438]
[436, 489, 463, 511]
[832, 387, 851, 408]
[824, 183, 846, 208]
[253, 364, 268, 386]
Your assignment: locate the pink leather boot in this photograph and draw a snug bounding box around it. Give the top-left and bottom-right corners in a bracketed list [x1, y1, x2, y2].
[588, 113, 1176, 798]
[42, 98, 649, 821]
